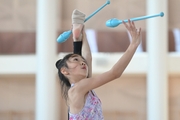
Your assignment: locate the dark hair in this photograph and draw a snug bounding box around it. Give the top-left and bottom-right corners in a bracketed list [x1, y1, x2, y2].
[55, 53, 75, 101]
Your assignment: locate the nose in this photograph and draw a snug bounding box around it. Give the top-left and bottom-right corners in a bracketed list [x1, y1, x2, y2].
[81, 62, 85, 65]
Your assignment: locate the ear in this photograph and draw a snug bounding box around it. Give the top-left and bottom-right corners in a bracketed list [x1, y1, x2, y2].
[60, 67, 69, 75]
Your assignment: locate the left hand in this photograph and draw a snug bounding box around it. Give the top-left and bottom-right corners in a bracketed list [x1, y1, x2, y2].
[123, 19, 141, 47]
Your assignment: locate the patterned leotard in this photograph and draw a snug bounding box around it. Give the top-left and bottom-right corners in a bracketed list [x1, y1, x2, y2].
[69, 90, 104, 120]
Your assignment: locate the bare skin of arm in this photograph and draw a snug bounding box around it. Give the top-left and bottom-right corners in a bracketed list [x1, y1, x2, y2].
[69, 20, 141, 114]
[81, 28, 92, 77]
[73, 25, 92, 77]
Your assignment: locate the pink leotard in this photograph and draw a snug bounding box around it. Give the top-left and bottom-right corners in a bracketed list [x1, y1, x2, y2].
[69, 89, 104, 120]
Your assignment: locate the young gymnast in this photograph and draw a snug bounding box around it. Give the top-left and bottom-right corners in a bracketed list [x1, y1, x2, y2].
[56, 9, 141, 120]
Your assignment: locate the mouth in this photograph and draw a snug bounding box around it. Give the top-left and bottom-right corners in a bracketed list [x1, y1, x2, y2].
[82, 66, 86, 69]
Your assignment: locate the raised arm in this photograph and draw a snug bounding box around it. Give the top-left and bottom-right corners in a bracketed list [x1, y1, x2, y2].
[72, 10, 92, 77]
[73, 27, 92, 78]
[81, 28, 92, 77]
[77, 20, 141, 94]
[111, 20, 141, 77]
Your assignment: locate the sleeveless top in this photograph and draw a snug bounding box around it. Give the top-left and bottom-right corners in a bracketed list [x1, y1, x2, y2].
[69, 84, 104, 120]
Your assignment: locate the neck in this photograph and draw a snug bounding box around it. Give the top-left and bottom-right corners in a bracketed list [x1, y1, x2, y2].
[69, 75, 86, 84]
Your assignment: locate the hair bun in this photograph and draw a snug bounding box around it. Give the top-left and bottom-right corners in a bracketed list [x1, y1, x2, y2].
[55, 59, 62, 69]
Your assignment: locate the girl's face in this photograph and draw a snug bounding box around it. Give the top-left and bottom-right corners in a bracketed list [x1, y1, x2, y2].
[66, 54, 88, 79]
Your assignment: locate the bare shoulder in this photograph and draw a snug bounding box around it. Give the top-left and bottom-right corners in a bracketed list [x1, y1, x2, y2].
[68, 82, 87, 99]
[68, 84, 87, 114]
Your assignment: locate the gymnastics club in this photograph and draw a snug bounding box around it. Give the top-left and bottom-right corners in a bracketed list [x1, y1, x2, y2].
[106, 12, 164, 28]
[57, 0, 110, 43]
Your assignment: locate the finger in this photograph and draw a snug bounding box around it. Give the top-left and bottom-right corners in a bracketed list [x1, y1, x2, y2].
[129, 20, 137, 31]
[132, 21, 135, 26]
[137, 28, 141, 35]
[128, 19, 135, 30]
[129, 19, 133, 26]
[123, 20, 129, 29]
[127, 19, 131, 26]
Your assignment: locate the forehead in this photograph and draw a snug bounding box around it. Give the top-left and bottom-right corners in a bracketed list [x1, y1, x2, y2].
[67, 54, 88, 64]
[69, 54, 84, 60]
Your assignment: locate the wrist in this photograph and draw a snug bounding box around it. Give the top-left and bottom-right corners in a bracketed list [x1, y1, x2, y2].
[129, 43, 139, 50]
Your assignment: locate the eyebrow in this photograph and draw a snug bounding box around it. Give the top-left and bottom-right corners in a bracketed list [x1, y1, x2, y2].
[70, 55, 79, 59]
[70, 55, 87, 63]
[71, 54, 80, 57]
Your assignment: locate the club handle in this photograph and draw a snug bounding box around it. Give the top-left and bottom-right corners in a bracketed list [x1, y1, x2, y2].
[85, 0, 110, 22]
[106, 12, 164, 28]
[123, 12, 164, 23]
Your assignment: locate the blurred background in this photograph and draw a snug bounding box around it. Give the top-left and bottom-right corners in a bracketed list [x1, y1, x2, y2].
[0, 0, 180, 120]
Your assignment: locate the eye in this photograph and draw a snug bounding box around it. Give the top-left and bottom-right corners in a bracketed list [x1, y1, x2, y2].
[74, 58, 78, 61]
